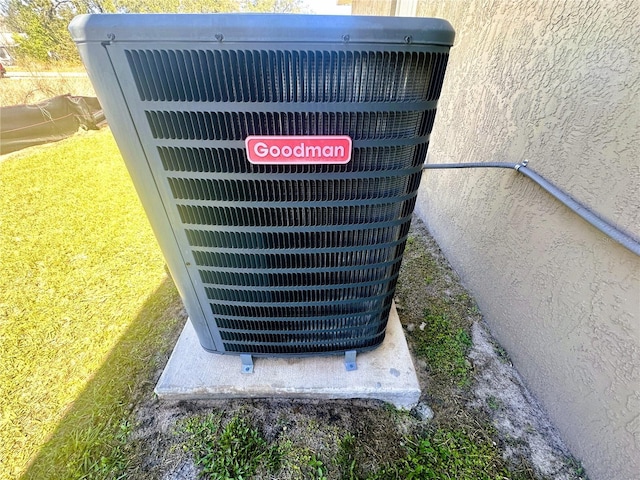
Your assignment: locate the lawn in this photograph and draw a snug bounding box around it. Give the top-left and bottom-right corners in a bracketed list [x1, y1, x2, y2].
[0, 129, 182, 478]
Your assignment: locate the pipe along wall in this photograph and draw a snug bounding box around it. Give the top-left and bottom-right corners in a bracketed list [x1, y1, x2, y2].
[422, 161, 640, 257]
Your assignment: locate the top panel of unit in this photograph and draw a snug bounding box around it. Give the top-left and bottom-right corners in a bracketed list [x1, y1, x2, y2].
[69, 14, 455, 47]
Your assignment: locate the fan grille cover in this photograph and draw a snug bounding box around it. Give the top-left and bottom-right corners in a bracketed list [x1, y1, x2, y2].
[69, 14, 454, 356]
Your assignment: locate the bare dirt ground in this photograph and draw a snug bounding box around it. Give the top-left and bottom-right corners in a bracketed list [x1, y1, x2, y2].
[124, 217, 586, 479]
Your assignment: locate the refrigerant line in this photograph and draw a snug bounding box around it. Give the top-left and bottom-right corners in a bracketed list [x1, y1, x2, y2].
[421, 160, 640, 257]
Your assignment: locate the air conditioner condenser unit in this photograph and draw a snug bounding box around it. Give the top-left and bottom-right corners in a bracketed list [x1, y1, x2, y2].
[69, 13, 455, 371]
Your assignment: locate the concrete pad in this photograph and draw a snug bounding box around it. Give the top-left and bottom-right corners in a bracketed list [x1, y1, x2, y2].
[155, 302, 421, 409]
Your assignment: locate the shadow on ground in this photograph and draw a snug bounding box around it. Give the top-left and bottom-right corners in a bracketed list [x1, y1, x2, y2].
[21, 276, 185, 479]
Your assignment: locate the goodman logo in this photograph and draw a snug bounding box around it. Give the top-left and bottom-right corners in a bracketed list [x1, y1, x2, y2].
[245, 135, 352, 165]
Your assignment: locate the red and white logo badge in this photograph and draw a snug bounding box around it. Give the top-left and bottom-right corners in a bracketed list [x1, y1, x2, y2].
[245, 136, 352, 165]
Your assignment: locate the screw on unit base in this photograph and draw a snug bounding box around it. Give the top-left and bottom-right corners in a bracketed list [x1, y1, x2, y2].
[240, 354, 254, 374]
[344, 350, 357, 371]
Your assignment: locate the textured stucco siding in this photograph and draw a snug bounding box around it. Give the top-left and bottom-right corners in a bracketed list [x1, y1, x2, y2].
[407, 1, 639, 479]
[352, 0, 640, 478]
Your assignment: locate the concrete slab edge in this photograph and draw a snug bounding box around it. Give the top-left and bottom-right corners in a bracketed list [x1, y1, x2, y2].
[155, 302, 420, 409]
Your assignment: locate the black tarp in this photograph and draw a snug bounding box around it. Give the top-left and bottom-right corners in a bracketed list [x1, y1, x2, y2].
[0, 95, 105, 155]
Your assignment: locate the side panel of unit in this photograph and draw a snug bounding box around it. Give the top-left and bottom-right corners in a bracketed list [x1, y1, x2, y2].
[73, 40, 221, 352]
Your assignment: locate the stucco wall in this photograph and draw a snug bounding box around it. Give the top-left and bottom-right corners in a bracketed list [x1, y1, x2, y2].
[405, 1, 639, 479]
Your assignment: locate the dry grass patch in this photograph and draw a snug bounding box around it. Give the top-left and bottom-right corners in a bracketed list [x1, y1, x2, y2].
[0, 74, 95, 107]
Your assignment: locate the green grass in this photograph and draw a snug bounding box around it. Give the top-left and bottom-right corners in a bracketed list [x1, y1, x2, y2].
[0, 129, 182, 478]
[173, 405, 527, 480]
[331, 426, 514, 480]
[394, 234, 478, 388]
[373, 428, 513, 480]
[414, 310, 473, 385]
[335, 433, 358, 480]
[180, 413, 286, 480]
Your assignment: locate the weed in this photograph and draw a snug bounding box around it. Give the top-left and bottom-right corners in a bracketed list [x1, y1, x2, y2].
[565, 456, 586, 478]
[414, 311, 473, 385]
[372, 428, 511, 480]
[82, 417, 135, 479]
[494, 344, 511, 363]
[468, 304, 481, 316]
[116, 419, 132, 443]
[335, 433, 358, 480]
[487, 396, 502, 411]
[307, 455, 328, 480]
[455, 293, 470, 303]
[181, 413, 283, 480]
